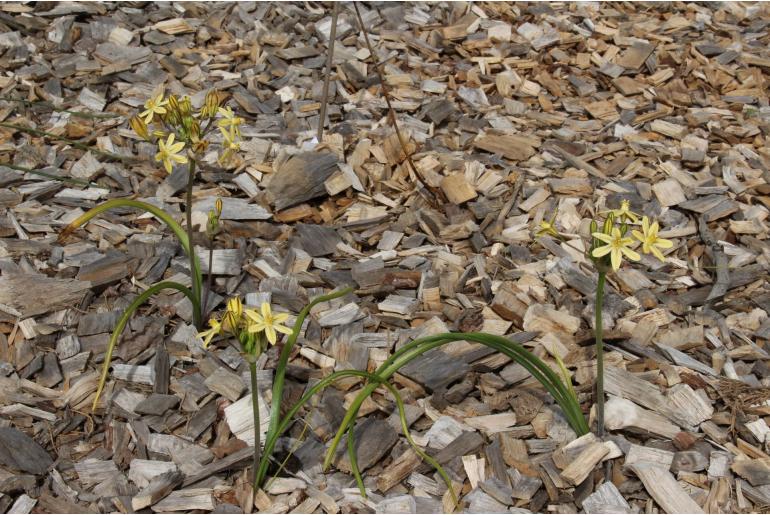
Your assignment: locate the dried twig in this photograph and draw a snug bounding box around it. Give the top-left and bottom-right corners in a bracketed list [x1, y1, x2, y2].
[317, 2, 339, 142]
[0, 122, 137, 162]
[1, 162, 101, 187]
[352, 3, 444, 206]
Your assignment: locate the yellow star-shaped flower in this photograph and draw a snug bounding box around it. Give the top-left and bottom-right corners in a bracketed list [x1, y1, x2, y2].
[246, 302, 292, 345]
[608, 199, 639, 224]
[197, 318, 222, 347]
[632, 216, 673, 262]
[535, 210, 559, 238]
[591, 227, 640, 271]
[217, 106, 243, 137]
[155, 133, 188, 174]
[140, 93, 169, 124]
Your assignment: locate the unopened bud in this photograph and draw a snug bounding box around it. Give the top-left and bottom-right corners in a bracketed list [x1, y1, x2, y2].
[129, 115, 149, 140]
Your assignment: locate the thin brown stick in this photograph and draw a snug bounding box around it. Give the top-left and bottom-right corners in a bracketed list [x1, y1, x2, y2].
[351, 3, 444, 206]
[0, 121, 136, 162]
[317, 2, 339, 142]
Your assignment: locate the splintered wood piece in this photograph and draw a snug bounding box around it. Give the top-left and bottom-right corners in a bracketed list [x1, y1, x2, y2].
[440, 173, 477, 204]
[604, 367, 707, 429]
[465, 413, 517, 434]
[604, 396, 681, 438]
[336, 418, 399, 473]
[474, 133, 536, 161]
[0, 274, 90, 318]
[224, 390, 270, 447]
[582, 481, 632, 514]
[132, 470, 184, 511]
[265, 152, 339, 210]
[560, 442, 610, 486]
[462, 455, 486, 489]
[732, 459, 770, 486]
[151, 487, 215, 512]
[0, 427, 54, 475]
[630, 463, 705, 514]
[378, 448, 421, 493]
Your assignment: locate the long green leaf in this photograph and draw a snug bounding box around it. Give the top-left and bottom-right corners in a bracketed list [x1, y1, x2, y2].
[255, 369, 372, 486]
[264, 287, 354, 453]
[323, 332, 589, 470]
[59, 198, 203, 328]
[92, 281, 198, 411]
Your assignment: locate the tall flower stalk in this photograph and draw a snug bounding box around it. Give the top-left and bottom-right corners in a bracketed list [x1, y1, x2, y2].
[61, 90, 248, 412]
[536, 202, 673, 436]
[198, 298, 291, 491]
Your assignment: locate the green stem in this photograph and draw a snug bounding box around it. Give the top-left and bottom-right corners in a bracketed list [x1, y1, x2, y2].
[595, 271, 606, 437]
[185, 159, 202, 329]
[202, 243, 214, 320]
[59, 198, 203, 328]
[248, 354, 261, 492]
[91, 281, 198, 411]
[264, 287, 354, 453]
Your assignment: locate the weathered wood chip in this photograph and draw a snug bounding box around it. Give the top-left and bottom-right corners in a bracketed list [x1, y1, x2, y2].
[0, 427, 53, 475]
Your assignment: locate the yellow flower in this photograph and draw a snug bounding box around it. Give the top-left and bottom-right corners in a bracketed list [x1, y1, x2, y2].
[246, 302, 292, 345]
[535, 210, 559, 238]
[197, 318, 222, 347]
[218, 126, 241, 165]
[608, 199, 639, 224]
[591, 227, 640, 271]
[220, 126, 239, 148]
[140, 93, 169, 124]
[632, 216, 673, 262]
[217, 106, 243, 136]
[155, 133, 188, 174]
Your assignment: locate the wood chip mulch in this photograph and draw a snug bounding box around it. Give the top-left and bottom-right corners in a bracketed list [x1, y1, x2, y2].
[2, 2, 770, 513]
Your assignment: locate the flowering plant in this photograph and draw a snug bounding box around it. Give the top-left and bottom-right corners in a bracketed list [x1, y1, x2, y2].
[536, 199, 674, 436]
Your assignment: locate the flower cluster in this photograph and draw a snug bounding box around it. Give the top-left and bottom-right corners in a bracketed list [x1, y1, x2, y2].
[535, 200, 674, 272]
[197, 297, 292, 356]
[589, 200, 673, 271]
[129, 90, 244, 173]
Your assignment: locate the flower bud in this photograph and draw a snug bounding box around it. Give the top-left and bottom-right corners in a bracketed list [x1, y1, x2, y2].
[129, 115, 150, 140]
[180, 96, 192, 117]
[204, 89, 224, 118]
[603, 213, 614, 235]
[163, 95, 178, 125]
[215, 197, 223, 217]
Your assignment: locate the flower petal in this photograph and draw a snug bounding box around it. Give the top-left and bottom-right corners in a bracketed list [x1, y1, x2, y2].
[261, 302, 271, 320]
[592, 245, 612, 258]
[655, 238, 674, 249]
[274, 324, 293, 335]
[610, 248, 622, 271]
[245, 309, 263, 324]
[592, 232, 613, 244]
[621, 247, 640, 261]
[265, 326, 277, 345]
[273, 312, 290, 324]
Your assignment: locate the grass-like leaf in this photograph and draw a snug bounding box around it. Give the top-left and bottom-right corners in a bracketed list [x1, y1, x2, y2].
[91, 281, 199, 410]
